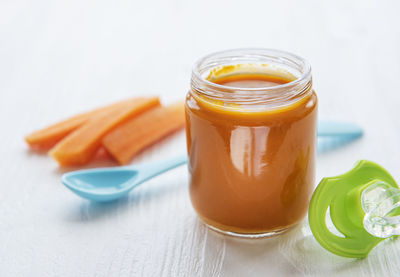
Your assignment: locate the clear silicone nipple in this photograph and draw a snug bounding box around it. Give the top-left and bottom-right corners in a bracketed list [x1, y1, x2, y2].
[362, 180, 400, 238]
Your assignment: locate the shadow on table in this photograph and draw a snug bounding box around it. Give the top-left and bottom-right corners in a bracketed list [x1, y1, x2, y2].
[277, 223, 363, 275]
[276, 222, 400, 275]
[201, 222, 386, 275]
[197, 222, 304, 275]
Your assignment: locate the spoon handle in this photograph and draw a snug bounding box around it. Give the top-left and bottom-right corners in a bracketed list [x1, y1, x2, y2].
[134, 155, 188, 183]
[317, 120, 363, 137]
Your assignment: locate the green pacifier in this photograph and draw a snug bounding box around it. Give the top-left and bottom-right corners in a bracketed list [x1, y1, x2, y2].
[309, 160, 400, 258]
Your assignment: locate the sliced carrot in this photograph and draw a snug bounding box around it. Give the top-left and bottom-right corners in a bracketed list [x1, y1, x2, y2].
[49, 97, 160, 166]
[25, 99, 137, 149]
[102, 102, 185, 165]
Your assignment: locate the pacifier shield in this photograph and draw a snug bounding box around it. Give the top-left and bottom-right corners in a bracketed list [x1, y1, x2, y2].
[309, 160, 399, 258]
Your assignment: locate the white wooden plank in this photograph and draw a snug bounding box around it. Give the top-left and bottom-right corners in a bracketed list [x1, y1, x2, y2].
[1, 0, 400, 276]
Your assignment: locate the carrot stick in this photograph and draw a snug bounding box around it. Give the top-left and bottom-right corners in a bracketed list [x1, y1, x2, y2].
[25, 99, 138, 149]
[49, 97, 160, 166]
[102, 102, 185, 165]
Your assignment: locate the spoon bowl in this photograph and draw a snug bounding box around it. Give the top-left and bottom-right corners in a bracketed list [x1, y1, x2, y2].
[63, 167, 139, 201]
[62, 156, 188, 201]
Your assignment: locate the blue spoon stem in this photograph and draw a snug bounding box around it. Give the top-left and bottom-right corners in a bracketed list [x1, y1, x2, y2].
[317, 120, 363, 138]
[134, 155, 188, 183]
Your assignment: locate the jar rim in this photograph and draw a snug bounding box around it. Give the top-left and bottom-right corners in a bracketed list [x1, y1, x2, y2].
[192, 48, 311, 93]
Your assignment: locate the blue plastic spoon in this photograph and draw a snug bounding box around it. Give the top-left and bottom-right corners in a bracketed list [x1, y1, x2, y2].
[317, 120, 363, 137]
[62, 120, 363, 202]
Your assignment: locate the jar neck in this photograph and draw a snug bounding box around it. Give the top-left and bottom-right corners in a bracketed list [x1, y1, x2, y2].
[190, 48, 313, 109]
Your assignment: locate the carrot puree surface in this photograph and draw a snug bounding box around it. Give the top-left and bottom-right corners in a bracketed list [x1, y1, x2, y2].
[185, 72, 317, 235]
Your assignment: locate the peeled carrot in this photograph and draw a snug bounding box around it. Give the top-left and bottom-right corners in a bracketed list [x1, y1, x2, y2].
[25, 99, 137, 149]
[102, 102, 185, 165]
[49, 97, 160, 166]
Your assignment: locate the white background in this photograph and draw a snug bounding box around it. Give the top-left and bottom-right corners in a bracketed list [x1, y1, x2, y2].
[1, 0, 400, 276]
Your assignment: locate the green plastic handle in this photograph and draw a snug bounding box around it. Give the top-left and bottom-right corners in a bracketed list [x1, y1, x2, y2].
[309, 160, 399, 258]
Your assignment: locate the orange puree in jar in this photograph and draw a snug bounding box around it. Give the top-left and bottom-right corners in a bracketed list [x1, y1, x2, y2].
[186, 49, 317, 237]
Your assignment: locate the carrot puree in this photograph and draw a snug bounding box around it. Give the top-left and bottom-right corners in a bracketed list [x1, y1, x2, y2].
[185, 69, 317, 235]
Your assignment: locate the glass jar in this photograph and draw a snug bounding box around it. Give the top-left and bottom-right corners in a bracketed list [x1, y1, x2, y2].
[185, 48, 317, 237]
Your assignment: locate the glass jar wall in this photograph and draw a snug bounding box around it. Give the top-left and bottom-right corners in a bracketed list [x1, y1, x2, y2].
[185, 49, 318, 237]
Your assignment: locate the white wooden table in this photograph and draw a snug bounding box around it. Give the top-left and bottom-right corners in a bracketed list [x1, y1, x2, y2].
[2, 0, 400, 276]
